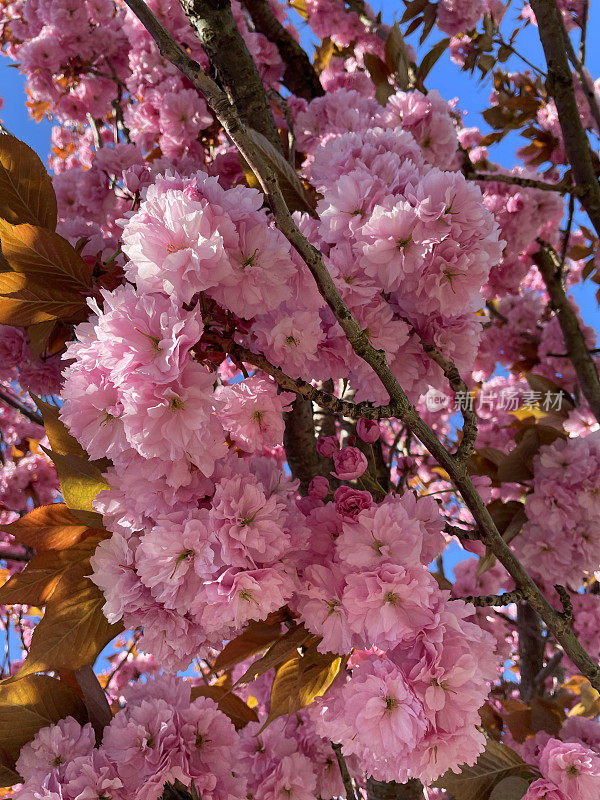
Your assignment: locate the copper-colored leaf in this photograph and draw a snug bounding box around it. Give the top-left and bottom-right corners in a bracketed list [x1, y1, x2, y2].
[296, 644, 341, 707]
[213, 617, 284, 672]
[0, 133, 57, 229]
[0, 533, 105, 606]
[0, 220, 92, 291]
[246, 129, 318, 217]
[488, 777, 529, 800]
[74, 665, 112, 740]
[32, 396, 87, 458]
[40, 447, 109, 528]
[0, 271, 88, 326]
[235, 624, 316, 686]
[264, 645, 341, 728]
[1, 503, 99, 551]
[190, 685, 258, 729]
[17, 566, 123, 677]
[496, 426, 564, 484]
[0, 674, 86, 766]
[384, 22, 411, 90]
[26, 319, 57, 358]
[417, 37, 450, 84]
[432, 738, 531, 800]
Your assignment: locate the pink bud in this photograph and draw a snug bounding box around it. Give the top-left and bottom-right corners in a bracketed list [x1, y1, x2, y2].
[308, 475, 330, 500]
[332, 447, 368, 480]
[357, 419, 380, 443]
[317, 435, 339, 458]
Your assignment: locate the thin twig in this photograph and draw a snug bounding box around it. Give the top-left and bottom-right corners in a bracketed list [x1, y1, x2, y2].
[0, 387, 43, 425]
[469, 170, 578, 196]
[559, 192, 576, 276]
[452, 588, 524, 607]
[332, 742, 358, 800]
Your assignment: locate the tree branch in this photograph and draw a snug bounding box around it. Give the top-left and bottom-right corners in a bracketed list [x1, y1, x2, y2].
[122, 0, 600, 692]
[533, 241, 600, 423]
[240, 0, 324, 100]
[562, 22, 600, 134]
[469, 170, 578, 196]
[0, 387, 43, 426]
[178, 0, 283, 152]
[230, 343, 397, 420]
[332, 742, 359, 800]
[529, 0, 600, 237]
[517, 602, 546, 702]
[452, 589, 524, 607]
[283, 396, 330, 493]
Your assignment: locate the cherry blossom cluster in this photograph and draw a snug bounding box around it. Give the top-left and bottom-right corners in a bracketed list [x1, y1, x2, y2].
[513, 716, 600, 800]
[15, 675, 247, 800]
[516, 430, 600, 588]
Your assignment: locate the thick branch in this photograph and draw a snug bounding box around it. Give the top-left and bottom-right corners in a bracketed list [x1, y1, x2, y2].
[240, 0, 324, 100]
[366, 778, 424, 800]
[530, 0, 600, 237]
[122, 0, 600, 692]
[533, 242, 600, 422]
[179, 0, 282, 152]
[283, 397, 329, 493]
[517, 603, 546, 702]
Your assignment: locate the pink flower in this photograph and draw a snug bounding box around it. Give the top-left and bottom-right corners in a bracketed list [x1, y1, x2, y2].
[523, 779, 569, 800]
[202, 565, 289, 633]
[334, 486, 373, 520]
[295, 563, 352, 654]
[335, 494, 443, 568]
[309, 475, 330, 500]
[356, 419, 380, 444]
[209, 473, 290, 567]
[255, 752, 317, 800]
[331, 447, 368, 480]
[317, 436, 339, 458]
[16, 717, 95, 782]
[343, 564, 439, 647]
[216, 375, 294, 453]
[122, 361, 227, 477]
[539, 738, 600, 799]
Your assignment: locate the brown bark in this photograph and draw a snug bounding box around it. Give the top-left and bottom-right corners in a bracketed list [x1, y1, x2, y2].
[517, 602, 546, 702]
[367, 778, 424, 800]
[529, 0, 600, 237]
[179, 0, 282, 152]
[534, 244, 600, 423]
[283, 396, 330, 494]
[240, 0, 324, 100]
